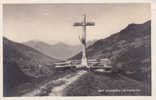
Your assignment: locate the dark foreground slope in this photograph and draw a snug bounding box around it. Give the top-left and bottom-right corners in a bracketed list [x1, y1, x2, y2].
[64, 71, 150, 96]
[3, 37, 58, 96]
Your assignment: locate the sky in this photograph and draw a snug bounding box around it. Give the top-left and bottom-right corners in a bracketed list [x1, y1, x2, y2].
[3, 3, 151, 45]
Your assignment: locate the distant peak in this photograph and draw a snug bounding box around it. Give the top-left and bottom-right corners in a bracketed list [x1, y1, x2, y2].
[27, 40, 43, 43]
[127, 20, 151, 28]
[53, 42, 69, 46]
[143, 20, 151, 25]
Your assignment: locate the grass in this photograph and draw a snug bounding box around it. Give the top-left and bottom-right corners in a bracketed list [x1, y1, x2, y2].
[63, 71, 151, 96]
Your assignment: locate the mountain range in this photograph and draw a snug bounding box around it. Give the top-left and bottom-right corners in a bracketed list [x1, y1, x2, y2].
[24, 40, 96, 60]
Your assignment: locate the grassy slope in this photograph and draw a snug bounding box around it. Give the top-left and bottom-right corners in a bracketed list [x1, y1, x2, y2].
[64, 71, 150, 96]
[72, 21, 151, 84]
[3, 37, 58, 96]
[68, 21, 151, 96]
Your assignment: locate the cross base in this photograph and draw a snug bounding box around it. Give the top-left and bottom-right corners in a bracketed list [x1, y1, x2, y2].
[81, 57, 90, 68]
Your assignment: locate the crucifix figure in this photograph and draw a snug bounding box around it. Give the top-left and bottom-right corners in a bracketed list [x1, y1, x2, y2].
[73, 15, 95, 68]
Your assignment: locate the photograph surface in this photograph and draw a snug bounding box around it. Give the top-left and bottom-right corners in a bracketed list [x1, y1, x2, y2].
[3, 3, 151, 97]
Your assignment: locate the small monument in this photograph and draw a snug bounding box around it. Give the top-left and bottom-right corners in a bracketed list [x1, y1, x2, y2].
[73, 15, 95, 68]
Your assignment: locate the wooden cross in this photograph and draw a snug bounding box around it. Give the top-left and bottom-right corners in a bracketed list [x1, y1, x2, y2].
[73, 15, 95, 67]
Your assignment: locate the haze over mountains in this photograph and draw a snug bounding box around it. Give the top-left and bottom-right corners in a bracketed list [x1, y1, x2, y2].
[24, 40, 96, 60]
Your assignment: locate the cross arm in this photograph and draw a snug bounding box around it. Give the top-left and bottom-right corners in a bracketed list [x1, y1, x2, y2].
[73, 22, 95, 26]
[73, 22, 83, 26]
[86, 22, 95, 26]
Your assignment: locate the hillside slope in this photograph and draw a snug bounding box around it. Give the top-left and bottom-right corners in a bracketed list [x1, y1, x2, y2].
[3, 37, 58, 96]
[64, 72, 150, 96]
[72, 21, 151, 84]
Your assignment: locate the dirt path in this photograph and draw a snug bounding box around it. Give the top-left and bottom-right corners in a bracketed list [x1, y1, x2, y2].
[49, 70, 87, 96]
[22, 70, 87, 96]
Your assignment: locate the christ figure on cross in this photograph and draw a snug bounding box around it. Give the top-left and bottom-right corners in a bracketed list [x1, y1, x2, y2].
[73, 15, 95, 68]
